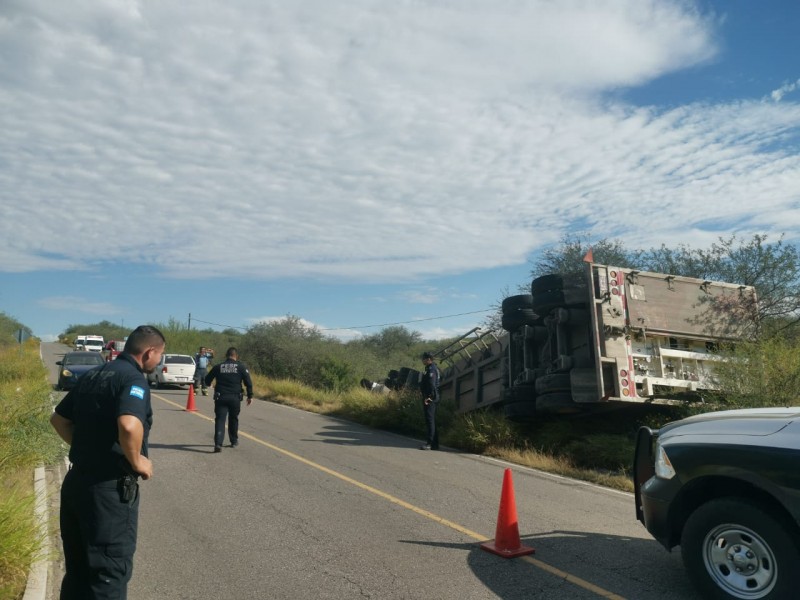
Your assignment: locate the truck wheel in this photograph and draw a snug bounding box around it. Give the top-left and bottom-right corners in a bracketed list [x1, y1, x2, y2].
[501, 310, 537, 331]
[502, 294, 533, 313]
[535, 391, 580, 414]
[531, 274, 564, 295]
[681, 498, 798, 600]
[503, 385, 536, 422]
[535, 373, 571, 394]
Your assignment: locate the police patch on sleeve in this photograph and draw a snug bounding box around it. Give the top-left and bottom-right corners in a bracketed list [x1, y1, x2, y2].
[130, 386, 145, 399]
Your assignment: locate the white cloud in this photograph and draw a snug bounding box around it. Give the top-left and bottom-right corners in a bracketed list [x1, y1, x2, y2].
[772, 78, 800, 102]
[1, 0, 798, 288]
[37, 296, 123, 315]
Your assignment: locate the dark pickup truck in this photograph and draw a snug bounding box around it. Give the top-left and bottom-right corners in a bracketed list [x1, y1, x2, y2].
[634, 407, 800, 599]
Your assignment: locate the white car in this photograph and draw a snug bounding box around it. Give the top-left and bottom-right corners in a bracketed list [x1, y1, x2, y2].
[148, 354, 196, 388]
[74, 335, 86, 350]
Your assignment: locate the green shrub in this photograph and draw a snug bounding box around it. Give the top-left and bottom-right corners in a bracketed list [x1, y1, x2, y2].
[0, 478, 39, 600]
[444, 408, 518, 453]
[0, 342, 64, 600]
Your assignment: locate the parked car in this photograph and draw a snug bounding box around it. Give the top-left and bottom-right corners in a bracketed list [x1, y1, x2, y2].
[73, 335, 86, 351]
[634, 407, 800, 600]
[56, 351, 106, 391]
[147, 354, 196, 388]
[104, 339, 126, 361]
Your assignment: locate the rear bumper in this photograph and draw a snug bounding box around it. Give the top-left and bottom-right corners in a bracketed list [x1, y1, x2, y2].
[158, 374, 194, 385]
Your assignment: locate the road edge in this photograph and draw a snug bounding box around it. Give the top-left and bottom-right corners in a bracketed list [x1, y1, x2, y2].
[22, 466, 48, 600]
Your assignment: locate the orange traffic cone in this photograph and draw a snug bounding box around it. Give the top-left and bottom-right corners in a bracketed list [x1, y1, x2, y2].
[185, 385, 197, 412]
[480, 468, 535, 558]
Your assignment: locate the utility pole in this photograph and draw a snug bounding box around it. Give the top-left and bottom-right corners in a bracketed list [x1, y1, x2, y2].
[188, 313, 192, 330]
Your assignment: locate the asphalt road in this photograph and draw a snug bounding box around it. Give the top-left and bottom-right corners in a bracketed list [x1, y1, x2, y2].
[42, 343, 701, 600]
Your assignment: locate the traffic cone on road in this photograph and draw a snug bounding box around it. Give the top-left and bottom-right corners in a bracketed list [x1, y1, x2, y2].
[185, 385, 197, 412]
[480, 468, 535, 558]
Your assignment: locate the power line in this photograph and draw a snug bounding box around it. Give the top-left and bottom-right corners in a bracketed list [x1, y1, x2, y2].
[319, 309, 493, 332]
[189, 308, 494, 334]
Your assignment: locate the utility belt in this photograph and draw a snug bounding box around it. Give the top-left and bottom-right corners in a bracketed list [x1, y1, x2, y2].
[214, 391, 243, 402]
[68, 463, 139, 503]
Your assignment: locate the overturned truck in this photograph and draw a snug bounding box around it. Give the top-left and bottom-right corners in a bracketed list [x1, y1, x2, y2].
[400, 260, 758, 422]
[499, 261, 758, 420]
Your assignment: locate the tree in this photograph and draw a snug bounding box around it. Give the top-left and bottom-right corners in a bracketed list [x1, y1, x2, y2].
[639, 235, 800, 333]
[360, 326, 421, 359]
[525, 233, 799, 335]
[241, 315, 325, 381]
[531, 234, 634, 279]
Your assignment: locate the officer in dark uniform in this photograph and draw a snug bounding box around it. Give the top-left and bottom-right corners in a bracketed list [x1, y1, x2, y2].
[204, 346, 254, 452]
[419, 351, 441, 450]
[50, 325, 166, 600]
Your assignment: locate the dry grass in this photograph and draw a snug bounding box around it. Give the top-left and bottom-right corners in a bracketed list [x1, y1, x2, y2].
[487, 446, 634, 492]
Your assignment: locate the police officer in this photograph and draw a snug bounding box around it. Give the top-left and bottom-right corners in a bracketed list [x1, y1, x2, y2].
[205, 346, 254, 452]
[419, 351, 441, 450]
[50, 325, 166, 600]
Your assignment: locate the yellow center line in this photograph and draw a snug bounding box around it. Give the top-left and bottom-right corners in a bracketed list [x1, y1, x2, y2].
[155, 394, 626, 600]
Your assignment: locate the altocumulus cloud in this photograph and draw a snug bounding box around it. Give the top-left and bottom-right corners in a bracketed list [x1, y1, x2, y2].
[1, 0, 799, 283]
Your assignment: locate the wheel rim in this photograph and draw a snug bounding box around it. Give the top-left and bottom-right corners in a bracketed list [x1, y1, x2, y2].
[703, 523, 777, 598]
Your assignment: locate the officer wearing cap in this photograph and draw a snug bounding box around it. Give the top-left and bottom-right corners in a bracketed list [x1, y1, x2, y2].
[205, 346, 254, 452]
[50, 324, 166, 600]
[419, 351, 441, 450]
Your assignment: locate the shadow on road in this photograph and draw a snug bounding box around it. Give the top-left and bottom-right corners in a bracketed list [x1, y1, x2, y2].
[400, 529, 700, 600]
[304, 423, 422, 449]
[148, 442, 215, 454]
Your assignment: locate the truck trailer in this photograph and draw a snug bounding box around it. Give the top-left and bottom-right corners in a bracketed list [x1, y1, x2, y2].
[414, 260, 758, 421]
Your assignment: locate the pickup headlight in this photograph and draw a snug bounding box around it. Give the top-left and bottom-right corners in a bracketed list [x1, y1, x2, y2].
[654, 441, 676, 479]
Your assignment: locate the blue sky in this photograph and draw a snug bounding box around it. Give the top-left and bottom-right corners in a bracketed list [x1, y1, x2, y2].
[1, 0, 799, 343]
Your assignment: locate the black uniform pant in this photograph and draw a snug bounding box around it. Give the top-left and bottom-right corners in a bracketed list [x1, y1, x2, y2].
[59, 468, 139, 600]
[214, 394, 241, 447]
[422, 399, 439, 449]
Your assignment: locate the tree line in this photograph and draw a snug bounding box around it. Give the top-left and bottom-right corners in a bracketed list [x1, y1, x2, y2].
[29, 232, 800, 406]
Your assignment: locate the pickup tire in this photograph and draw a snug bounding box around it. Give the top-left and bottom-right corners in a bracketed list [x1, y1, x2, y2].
[681, 497, 798, 599]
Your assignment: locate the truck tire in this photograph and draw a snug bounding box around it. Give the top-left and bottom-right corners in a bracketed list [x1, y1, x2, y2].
[535, 391, 580, 414]
[532, 287, 589, 314]
[503, 385, 536, 422]
[501, 310, 537, 331]
[535, 373, 571, 394]
[405, 368, 421, 389]
[681, 497, 798, 600]
[502, 294, 533, 313]
[531, 274, 564, 295]
[397, 368, 411, 389]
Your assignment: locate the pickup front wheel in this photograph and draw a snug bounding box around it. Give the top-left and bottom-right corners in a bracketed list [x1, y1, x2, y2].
[681, 498, 799, 599]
